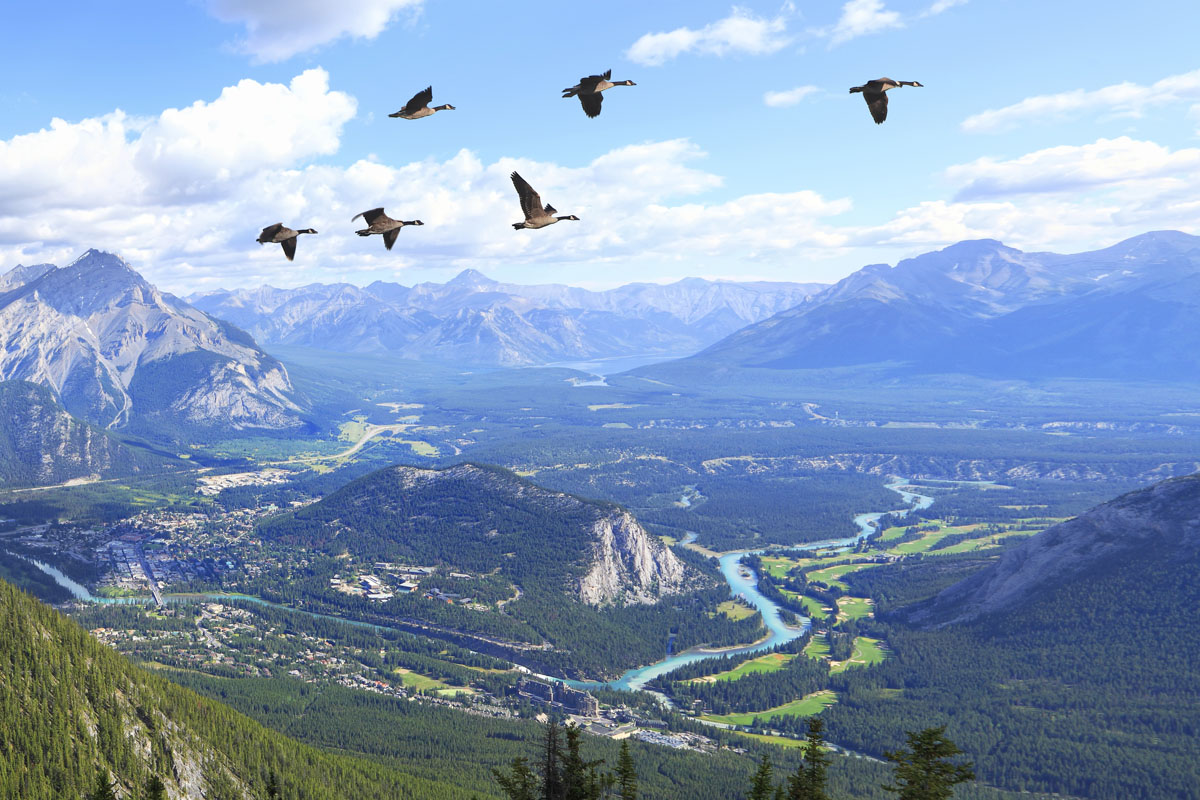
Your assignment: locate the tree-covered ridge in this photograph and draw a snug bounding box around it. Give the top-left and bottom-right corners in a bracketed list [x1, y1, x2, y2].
[822, 484, 1200, 799]
[0, 578, 476, 800]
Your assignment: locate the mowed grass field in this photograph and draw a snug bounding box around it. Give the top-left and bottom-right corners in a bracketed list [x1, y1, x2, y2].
[804, 634, 829, 660]
[700, 690, 838, 726]
[685, 652, 796, 684]
[782, 589, 829, 620]
[836, 596, 874, 621]
[830, 637, 887, 674]
[393, 668, 475, 697]
[804, 562, 877, 591]
[716, 599, 757, 621]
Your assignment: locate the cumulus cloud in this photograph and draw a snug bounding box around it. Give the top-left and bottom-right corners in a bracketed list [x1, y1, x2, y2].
[626, 6, 792, 67]
[0, 71, 857, 291]
[946, 137, 1200, 200]
[764, 85, 821, 107]
[852, 137, 1200, 253]
[961, 68, 1200, 133]
[824, 0, 902, 46]
[204, 0, 422, 63]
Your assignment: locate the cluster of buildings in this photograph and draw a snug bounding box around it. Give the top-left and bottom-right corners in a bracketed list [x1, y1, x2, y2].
[195, 468, 292, 496]
[513, 677, 600, 717]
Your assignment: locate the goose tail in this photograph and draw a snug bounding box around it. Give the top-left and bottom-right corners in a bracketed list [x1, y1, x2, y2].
[849, 86, 864, 94]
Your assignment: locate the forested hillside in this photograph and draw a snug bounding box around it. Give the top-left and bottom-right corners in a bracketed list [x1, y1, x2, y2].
[824, 476, 1200, 798]
[0, 578, 475, 800]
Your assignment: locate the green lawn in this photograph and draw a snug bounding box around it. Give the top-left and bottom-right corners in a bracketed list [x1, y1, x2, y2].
[805, 562, 877, 590]
[830, 637, 887, 674]
[700, 691, 838, 726]
[393, 668, 474, 697]
[716, 600, 757, 621]
[728, 731, 807, 748]
[836, 596, 874, 621]
[803, 634, 829, 661]
[686, 652, 796, 684]
[782, 590, 829, 620]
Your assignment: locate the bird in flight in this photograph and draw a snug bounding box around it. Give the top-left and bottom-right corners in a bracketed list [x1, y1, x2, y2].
[352, 208, 424, 250]
[389, 86, 456, 120]
[256, 223, 317, 261]
[510, 172, 579, 230]
[562, 69, 636, 118]
[849, 78, 923, 124]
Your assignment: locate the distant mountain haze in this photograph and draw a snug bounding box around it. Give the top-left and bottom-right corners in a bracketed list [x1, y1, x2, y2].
[189, 271, 824, 367]
[690, 230, 1200, 381]
[0, 250, 305, 431]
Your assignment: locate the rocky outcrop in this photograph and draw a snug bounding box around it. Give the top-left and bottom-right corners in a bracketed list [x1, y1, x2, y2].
[578, 510, 690, 606]
[901, 474, 1200, 628]
[0, 381, 162, 487]
[0, 250, 304, 431]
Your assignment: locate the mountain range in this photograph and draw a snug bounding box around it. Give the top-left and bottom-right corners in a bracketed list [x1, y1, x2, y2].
[189, 270, 822, 367]
[0, 250, 305, 432]
[688, 230, 1200, 381]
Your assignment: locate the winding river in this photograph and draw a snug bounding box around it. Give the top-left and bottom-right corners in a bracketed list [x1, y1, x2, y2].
[22, 476, 949, 692]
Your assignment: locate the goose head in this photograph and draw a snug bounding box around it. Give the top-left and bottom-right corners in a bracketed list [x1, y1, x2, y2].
[904, 81, 924, 87]
[435, 104, 456, 111]
[299, 228, 318, 234]
[406, 220, 425, 226]
[557, 215, 581, 222]
[618, 80, 636, 86]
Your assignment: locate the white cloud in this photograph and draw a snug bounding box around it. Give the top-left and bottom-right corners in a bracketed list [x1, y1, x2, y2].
[0, 71, 858, 291]
[626, 6, 792, 67]
[946, 137, 1200, 200]
[961, 68, 1200, 133]
[852, 137, 1200, 253]
[204, 0, 422, 63]
[764, 85, 821, 107]
[825, 0, 902, 46]
[923, 0, 967, 16]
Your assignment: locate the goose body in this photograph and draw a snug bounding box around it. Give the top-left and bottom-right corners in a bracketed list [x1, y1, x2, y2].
[510, 172, 579, 230]
[562, 69, 636, 118]
[256, 223, 317, 261]
[848, 77, 923, 124]
[389, 86, 456, 120]
[352, 208, 424, 250]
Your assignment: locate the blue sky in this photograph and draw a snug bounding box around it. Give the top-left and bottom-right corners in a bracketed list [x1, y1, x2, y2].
[2, 1, 1199, 293]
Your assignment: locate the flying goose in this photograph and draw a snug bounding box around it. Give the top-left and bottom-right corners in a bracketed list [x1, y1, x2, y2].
[849, 78, 923, 124]
[562, 69, 636, 118]
[352, 208, 424, 250]
[256, 223, 317, 261]
[388, 86, 456, 120]
[510, 172, 579, 230]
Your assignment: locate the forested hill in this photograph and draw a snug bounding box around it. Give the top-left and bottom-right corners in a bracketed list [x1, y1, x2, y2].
[260, 462, 696, 606]
[0, 578, 476, 800]
[821, 475, 1200, 798]
[0, 380, 170, 489]
[900, 473, 1200, 627]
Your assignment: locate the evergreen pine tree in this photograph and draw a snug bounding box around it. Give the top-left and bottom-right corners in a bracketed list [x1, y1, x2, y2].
[562, 724, 587, 800]
[87, 770, 117, 800]
[143, 775, 167, 800]
[540, 719, 565, 800]
[616, 738, 637, 800]
[882, 726, 975, 800]
[788, 716, 831, 800]
[493, 757, 539, 800]
[266, 771, 281, 800]
[748, 754, 775, 800]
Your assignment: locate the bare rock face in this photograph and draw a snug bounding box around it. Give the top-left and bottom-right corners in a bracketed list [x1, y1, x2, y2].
[901, 474, 1200, 628]
[579, 510, 690, 606]
[0, 250, 304, 431]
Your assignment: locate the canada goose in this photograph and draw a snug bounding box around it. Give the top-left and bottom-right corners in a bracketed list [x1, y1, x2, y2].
[352, 208, 424, 250]
[256, 223, 317, 261]
[388, 86, 456, 120]
[510, 172, 579, 230]
[849, 78, 923, 124]
[562, 69, 636, 118]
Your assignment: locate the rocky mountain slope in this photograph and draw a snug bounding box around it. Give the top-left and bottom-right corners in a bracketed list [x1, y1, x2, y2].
[0, 381, 169, 488]
[690, 231, 1200, 380]
[190, 271, 822, 367]
[0, 250, 305, 431]
[900, 473, 1200, 628]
